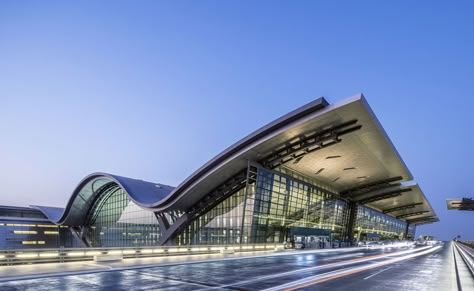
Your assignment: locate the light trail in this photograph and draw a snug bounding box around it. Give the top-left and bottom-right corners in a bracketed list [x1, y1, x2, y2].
[261, 245, 442, 291]
[198, 246, 433, 291]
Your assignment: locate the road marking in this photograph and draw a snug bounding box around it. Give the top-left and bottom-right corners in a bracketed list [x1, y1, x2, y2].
[363, 267, 393, 280]
[419, 270, 432, 274]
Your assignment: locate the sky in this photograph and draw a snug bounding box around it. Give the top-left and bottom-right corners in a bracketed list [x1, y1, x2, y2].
[0, 1, 473, 241]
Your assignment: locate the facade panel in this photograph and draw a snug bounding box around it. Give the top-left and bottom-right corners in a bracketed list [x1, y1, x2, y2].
[82, 188, 161, 247]
[353, 205, 407, 241]
[0, 207, 78, 249]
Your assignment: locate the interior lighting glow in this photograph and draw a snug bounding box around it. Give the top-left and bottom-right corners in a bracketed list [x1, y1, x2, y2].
[108, 250, 122, 255]
[39, 253, 59, 257]
[17, 253, 38, 258]
[14, 230, 37, 235]
[141, 249, 153, 254]
[86, 251, 101, 256]
[67, 252, 85, 256]
[44, 231, 59, 235]
[37, 225, 58, 228]
[122, 250, 136, 254]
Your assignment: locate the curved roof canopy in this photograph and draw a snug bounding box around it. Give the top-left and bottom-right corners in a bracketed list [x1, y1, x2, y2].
[146, 93, 437, 224]
[34, 93, 438, 226]
[143, 94, 414, 209]
[33, 173, 174, 226]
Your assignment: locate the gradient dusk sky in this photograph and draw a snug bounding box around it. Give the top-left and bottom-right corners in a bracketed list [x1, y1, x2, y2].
[1, 1, 473, 240]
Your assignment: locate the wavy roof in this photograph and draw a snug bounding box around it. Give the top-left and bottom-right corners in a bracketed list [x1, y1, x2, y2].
[34, 93, 438, 226]
[33, 173, 174, 226]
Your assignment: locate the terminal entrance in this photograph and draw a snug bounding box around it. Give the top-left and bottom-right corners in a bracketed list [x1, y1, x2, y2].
[286, 227, 334, 249]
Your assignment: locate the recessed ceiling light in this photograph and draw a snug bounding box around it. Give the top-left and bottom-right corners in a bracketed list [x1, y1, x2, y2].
[343, 167, 356, 171]
[315, 168, 325, 174]
[293, 156, 304, 164]
[332, 177, 340, 182]
[326, 155, 341, 159]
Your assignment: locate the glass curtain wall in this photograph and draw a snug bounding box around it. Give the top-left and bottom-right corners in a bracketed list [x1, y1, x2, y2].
[176, 166, 349, 245]
[247, 168, 348, 243]
[354, 205, 407, 240]
[176, 188, 248, 245]
[83, 187, 161, 247]
[0, 222, 73, 249]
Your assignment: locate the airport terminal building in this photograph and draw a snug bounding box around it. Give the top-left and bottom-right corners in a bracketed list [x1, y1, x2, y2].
[0, 94, 438, 249]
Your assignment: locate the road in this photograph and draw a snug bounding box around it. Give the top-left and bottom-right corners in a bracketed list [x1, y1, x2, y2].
[0, 242, 460, 290]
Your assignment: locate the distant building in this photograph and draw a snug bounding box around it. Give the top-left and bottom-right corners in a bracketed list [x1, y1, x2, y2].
[0, 206, 81, 249]
[1, 94, 438, 249]
[446, 198, 474, 211]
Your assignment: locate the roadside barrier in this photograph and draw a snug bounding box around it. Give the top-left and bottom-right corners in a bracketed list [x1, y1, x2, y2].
[454, 241, 474, 275]
[0, 243, 281, 266]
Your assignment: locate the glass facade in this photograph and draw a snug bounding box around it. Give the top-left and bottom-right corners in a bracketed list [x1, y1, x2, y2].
[0, 206, 79, 249]
[82, 186, 161, 247]
[353, 205, 407, 240]
[176, 166, 350, 245]
[0, 168, 419, 250]
[0, 223, 76, 249]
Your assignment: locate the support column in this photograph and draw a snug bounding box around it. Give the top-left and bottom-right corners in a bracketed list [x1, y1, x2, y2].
[404, 222, 410, 240]
[239, 162, 258, 244]
[345, 201, 358, 246]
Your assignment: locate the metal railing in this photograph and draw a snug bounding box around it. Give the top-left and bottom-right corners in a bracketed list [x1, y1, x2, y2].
[0, 243, 282, 266]
[454, 241, 474, 275]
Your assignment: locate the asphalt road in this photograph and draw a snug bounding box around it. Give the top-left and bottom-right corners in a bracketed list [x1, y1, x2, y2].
[0, 243, 460, 291]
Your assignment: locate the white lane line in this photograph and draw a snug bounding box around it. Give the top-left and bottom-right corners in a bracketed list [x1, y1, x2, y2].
[363, 267, 393, 280]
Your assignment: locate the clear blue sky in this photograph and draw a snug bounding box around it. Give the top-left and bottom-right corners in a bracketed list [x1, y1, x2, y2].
[1, 1, 473, 240]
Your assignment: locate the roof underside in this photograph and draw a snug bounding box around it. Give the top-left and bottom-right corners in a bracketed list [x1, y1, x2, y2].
[361, 184, 438, 225]
[144, 93, 437, 225]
